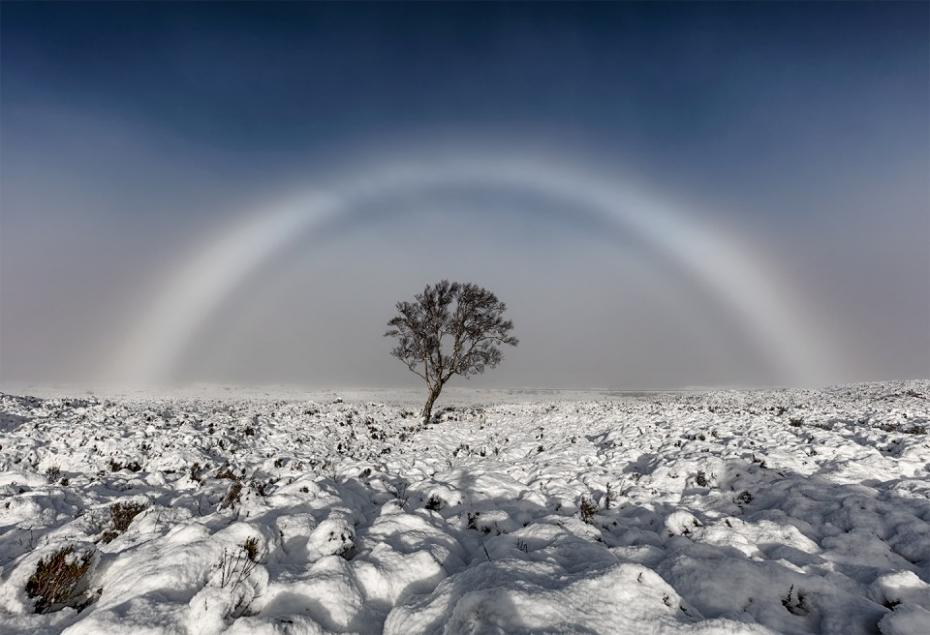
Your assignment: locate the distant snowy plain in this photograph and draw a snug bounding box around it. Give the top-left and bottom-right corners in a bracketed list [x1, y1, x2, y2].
[1, 381, 929, 634]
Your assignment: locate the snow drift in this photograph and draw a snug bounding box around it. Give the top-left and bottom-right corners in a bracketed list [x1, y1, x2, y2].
[1, 381, 928, 634]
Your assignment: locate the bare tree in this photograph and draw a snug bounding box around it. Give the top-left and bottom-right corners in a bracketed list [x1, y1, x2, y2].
[385, 281, 518, 423]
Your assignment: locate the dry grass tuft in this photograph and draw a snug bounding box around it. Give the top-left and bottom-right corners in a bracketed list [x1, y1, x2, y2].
[26, 546, 94, 614]
[100, 501, 148, 543]
[221, 480, 243, 509]
[242, 536, 259, 563]
[111, 502, 147, 533]
[579, 496, 598, 525]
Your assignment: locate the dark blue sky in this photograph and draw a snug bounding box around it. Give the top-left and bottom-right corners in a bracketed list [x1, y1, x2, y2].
[5, 2, 926, 188]
[1, 2, 928, 387]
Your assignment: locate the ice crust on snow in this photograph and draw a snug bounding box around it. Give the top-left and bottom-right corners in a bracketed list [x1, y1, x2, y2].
[0, 381, 928, 634]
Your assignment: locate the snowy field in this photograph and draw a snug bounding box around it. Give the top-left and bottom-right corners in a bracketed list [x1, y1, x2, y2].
[1, 381, 929, 635]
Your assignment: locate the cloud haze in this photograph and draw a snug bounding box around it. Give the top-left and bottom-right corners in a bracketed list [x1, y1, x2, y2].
[1, 2, 927, 389]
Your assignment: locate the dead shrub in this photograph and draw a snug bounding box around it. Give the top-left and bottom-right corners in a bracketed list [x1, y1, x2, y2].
[215, 465, 238, 480]
[45, 466, 61, 484]
[781, 585, 811, 616]
[99, 530, 119, 544]
[695, 471, 708, 487]
[215, 546, 257, 589]
[579, 496, 598, 525]
[242, 537, 259, 563]
[108, 459, 142, 473]
[190, 462, 204, 481]
[111, 502, 147, 533]
[25, 546, 95, 614]
[100, 501, 147, 544]
[221, 480, 243, 509]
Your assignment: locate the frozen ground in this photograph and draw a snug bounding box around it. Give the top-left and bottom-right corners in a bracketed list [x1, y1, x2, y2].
[1, 381, 928, 634]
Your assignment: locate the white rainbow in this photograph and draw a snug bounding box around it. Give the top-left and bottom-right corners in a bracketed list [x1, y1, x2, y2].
[109, 152, 838, 386]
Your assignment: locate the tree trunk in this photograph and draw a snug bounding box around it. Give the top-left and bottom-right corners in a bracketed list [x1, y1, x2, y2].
[422, 384, 443, 424]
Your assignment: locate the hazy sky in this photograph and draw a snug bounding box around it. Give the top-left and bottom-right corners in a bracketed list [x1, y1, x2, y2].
[1, 2, 928, 389]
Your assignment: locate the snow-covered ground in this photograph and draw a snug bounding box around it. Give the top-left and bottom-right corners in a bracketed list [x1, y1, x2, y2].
[1, 381, 929, 634]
